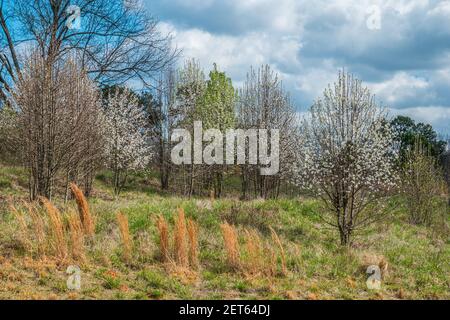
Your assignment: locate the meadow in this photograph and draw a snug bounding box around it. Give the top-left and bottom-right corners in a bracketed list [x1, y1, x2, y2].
[0, 164, 448, 300]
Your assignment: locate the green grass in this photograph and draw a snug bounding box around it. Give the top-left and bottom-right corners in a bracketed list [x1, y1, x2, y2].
[0, 165, 449, 300]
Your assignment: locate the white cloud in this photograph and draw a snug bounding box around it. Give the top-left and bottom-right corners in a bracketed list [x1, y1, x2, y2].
[153, 0, 450, 133]
[369, 72, 430, 105]
[164, 21, 302, 85]
[390, 106, 450, 133]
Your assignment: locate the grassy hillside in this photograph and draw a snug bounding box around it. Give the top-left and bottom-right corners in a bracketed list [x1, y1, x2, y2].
[0, 164, 449, 300]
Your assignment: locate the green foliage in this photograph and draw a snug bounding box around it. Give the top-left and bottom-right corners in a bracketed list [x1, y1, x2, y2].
[391, 115, 447, 163]
[197, 63, 236, 130]
[401, 144, 448, 226]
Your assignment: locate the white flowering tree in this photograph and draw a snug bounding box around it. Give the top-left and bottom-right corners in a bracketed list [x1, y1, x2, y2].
[292, 72, 398, 245]
[103, 87, 152, 195]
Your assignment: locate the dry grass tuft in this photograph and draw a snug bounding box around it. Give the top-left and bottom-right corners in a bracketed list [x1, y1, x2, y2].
[156, 210, 200, 270]
[187, 218, 199, 269]
[116, 212, 132, 264]
[269, 226, 287, 276]
[23, 202, 47, 256]
[243, 228, 263, 274]
[70, 183, 95, 236]
[68, 210, 85, 263]
[220, 222, 240, 269]
[10, 204, 32, 255]
[173, 208, 188, 267]
[156, 215, 170, 263]
[41, 197, 67, 261]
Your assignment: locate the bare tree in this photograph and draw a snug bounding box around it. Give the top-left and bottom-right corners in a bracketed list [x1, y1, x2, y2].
[0, 0, 178, 101]
[153, 68, 177, 191]
[237, 65, 298, 199]
[14, 51, 102, 200]
[292, 72, 398, 245]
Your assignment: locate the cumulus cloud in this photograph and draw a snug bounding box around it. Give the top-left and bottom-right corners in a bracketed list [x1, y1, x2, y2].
[147, 0, 450, 133]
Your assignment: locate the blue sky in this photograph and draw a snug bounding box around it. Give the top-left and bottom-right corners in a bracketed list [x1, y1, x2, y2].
[144, 0, 450, 134]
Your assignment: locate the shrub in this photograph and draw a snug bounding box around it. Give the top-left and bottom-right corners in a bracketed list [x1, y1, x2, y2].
[401, 144, 448, 226]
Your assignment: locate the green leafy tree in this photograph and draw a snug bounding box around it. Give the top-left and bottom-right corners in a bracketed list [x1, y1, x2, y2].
[197, 64, 236, 198]
[391, 116, 447, 163]
[197, 64, 236, 131]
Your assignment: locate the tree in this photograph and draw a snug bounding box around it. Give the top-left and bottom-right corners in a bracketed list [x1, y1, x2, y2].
[197, 63, 235, 198]
[401, 142, 448, 226]
[14, 51, 102, 200]
[292, 72, 398, 245]
[442, 150, 450, 206]
[0, 101, 18, 162]
[150, 68, 177, 191]
[103, 87, 151, 195]
[175, 59, 206, 196]
[236, 65, 298, 199]
[391, 115, 447, 163]
[0, 0, 177, 102]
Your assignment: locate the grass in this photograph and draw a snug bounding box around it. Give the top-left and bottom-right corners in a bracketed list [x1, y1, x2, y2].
[0, 165, 449, 300]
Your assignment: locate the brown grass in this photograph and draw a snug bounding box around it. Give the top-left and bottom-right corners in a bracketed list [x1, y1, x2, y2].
[70, 183, 95, 236]
[116, 212, 132, 264]
[156, 215, 170, 262]
[244, 228, 263, 274]
[187, 218, 199, 269]
[10, 204, 32, 255]
[40, 197, 67, 261]
[220, 222, 240, 269]
[269, 226, 287, 276]
[23, 201, 47, 256]
[68, 210, 85, 263]
[173, 208, 188, 267]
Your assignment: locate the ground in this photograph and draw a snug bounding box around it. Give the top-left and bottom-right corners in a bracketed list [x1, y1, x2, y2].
[0, 164, 448, 300]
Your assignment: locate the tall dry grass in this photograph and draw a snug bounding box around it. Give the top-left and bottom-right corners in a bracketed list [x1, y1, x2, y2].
[187, 218, 199, 269]
[173, 208, 188, 267]
[10, 204, 32, 254]
[269, 226, 287, 276]
[41, 197, 68, 261]
[23, 201, 47, 256]
[68, 210, 85, 263]
[156, 210, 200, 270]
[70, 183, 95, 236]
[220, 222, 240, 269]
[156, 215, 170, 262]
[243, 228, 263, 274]
[116, 212, 132, 263]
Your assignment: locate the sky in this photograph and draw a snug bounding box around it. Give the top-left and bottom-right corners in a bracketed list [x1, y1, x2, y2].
[143, 0, 450, 135]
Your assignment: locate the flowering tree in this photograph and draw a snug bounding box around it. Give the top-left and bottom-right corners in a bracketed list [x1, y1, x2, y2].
[103, 87, 152, 195]
[292, 72, 398, 245]
[174, 59, 206, 196]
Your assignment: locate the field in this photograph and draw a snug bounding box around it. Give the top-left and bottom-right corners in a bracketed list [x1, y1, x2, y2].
[0, 164, 448, 300]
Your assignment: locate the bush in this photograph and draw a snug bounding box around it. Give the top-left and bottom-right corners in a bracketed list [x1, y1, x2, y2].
[401, 144, 448, 226]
